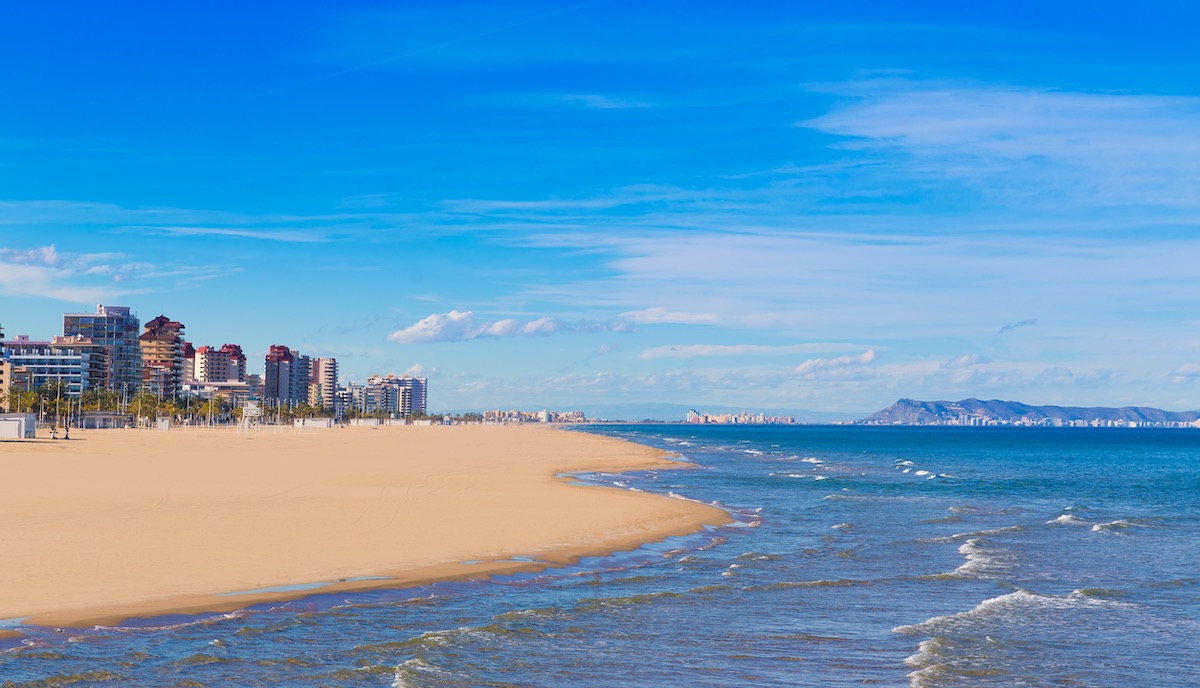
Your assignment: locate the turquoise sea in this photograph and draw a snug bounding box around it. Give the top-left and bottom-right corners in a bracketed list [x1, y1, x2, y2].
[2, 425, 1198, 686]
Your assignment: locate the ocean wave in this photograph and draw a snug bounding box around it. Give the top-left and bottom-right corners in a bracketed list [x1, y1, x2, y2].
[736, 551, 782, 561]
[1091, 519, 1154, 534]
[2, 670, 126, 685]
[392, 656, 450, 688]
[903, 636, 1006, 688]
[893, 588, 1133, 636]
[951, 538, 1003, 577]
[801, 457, 824, 464]
[923, 525, 1025, 543]
[575, 591, 685, 609]
[747, 579, 875, 591]
[1046, 514, 1089, 526]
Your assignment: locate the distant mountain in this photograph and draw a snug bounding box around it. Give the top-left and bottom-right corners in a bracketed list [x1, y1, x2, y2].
[862, 398, 1200, 425]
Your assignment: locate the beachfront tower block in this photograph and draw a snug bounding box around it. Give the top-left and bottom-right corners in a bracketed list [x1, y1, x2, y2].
[195, 344, 247, 383]
[63, 305, 141, 393]
[139, 315, 186, 399]
[263, 345, 312, 406]
[309, 358, 338, 410]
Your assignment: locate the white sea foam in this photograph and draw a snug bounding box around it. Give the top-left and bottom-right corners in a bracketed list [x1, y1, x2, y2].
[1047, 514, 1089, 526]
[951, 538, 998, 576]
[914, 470, 930, 476]
[392, 657, 447, 688]
[814, 475, 830, 480]
[801, 457, 824, 464]
[1091, 519, 1145, 534]
[923, 525, 1024, 544]
[894, 587, 1131, 637]
[896, 460, 916, 467]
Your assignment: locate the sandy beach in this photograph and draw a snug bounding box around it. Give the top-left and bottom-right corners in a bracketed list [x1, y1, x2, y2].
[0, 425, 727, 633]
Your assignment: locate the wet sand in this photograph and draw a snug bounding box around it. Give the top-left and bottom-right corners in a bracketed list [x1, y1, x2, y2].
[0, 425, 728, 631]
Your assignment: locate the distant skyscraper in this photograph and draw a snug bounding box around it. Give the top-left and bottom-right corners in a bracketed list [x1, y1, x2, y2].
[195, 344, 247, 383]
[291, 349, 311, 406]
[364, 374, 428, 417]
[181, 341, 196, 382]
[263, 345, 293, 405]
[309, 357, 338, 409]
[139, 315, 186, 398]
[63, 305, 141, 393]
[263, 345, 311, 405]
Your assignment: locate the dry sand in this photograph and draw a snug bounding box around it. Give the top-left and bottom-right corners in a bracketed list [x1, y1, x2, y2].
[0, 424, 727, 633]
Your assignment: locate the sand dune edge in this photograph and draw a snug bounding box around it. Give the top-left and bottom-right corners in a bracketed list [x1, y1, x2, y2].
[0, 425, 729, 632]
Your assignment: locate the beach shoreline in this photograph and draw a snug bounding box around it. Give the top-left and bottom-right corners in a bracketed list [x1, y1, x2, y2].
[0, 425, 729, 634]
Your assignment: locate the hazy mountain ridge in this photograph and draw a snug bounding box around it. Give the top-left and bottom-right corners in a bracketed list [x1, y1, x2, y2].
[864, 398, 1200, 424]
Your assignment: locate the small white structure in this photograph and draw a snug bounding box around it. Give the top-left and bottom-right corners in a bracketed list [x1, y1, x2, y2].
[349, 418, 381, 427]
[81, 411, 133, 429]
[295, 417, 333, 429]
[0, 413, 37, 439]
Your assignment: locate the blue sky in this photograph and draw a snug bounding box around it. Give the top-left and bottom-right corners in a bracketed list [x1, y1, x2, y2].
[3, 1, 1199, 414]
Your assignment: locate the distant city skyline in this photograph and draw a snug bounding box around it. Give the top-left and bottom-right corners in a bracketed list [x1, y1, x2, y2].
[2, 2, 1199, 414]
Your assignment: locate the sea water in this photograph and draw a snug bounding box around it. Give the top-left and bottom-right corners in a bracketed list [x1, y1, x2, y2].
[2, 425, 1198, 686]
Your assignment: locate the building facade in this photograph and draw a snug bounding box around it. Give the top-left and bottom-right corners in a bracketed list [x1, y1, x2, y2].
[0, 335, 109, 397]
[308, 357, 338, 409]
[194, 344, 247, 383]
[362, 374, 427, 417]
[139, 315, 186, 398]
[0, 357, 11, 412]
[263, 345, 311, 406]
[63, 305, 141, 393]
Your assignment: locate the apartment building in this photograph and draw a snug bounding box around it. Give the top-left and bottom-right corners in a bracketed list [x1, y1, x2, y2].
[63, 305, 141, 393]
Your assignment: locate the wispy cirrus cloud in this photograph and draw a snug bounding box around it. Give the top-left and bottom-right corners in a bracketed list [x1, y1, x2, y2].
[387, 310, 635, 344]
[997, 319, 1038, 335]
[942, 353, 989, 369]
[640, 343, 867, 360]
[1170, 364, 1200, 383]
[558, 93, 654, 109]
[621, 306, 719, 326]
[802, 81, 1200, 211]
[130, 225, 334, 243]
[0, 243, 238, 302]
[0, 199, 412, 243]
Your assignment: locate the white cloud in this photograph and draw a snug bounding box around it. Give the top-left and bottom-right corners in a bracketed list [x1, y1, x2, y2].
[621, 306, 720, 325]
[387, 310, 634, 344]
[388, 310, 480, 343]
[1170, 364, 1200, 383]
[0, 245, 60, 266]
[404, 363, 438, 378]
[942, 354, 987, 369]
[795, 350, 877, 375]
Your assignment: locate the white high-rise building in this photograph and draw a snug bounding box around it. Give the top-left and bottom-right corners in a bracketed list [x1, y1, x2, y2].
[309, 358, 338, 409]
[195, 344, 247, 383]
